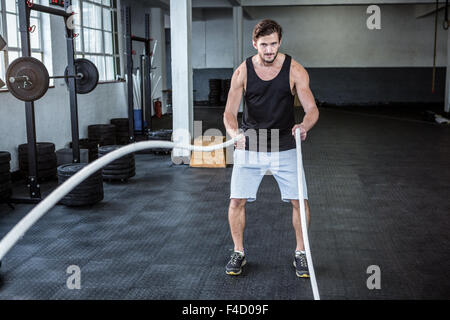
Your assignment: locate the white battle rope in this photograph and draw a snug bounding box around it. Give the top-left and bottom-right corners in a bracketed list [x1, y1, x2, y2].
[295, 128, 320, 300]
[0, 136, 243, 261]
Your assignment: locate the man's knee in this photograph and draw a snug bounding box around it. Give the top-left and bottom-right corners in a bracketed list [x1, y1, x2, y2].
[230, 198, 247, 210]
[291, 199, 308, 210]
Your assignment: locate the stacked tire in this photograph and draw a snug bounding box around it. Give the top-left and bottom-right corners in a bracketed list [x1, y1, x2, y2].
[147, 129, 172, 155]
[221, 79, 231, 105]
[98, 145, 135, 181]
[0, 151, 12, 202]
[110, 118, 130, 145]
[209, 79, 222, 106]
[88, 124, 117, 162]
[70, 138, 97, 163]
[57, 163, 103, 206]
[18, 142, 57, 181]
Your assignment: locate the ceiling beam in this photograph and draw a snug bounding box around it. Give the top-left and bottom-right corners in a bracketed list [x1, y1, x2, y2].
[227, 0, 242, 5]
[145, 0, 170, 10]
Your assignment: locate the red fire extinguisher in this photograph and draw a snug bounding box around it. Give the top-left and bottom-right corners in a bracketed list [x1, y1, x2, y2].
[153, 98, 162, 118]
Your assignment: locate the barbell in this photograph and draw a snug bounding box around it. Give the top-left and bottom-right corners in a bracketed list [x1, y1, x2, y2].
[6, 57, 99, 102]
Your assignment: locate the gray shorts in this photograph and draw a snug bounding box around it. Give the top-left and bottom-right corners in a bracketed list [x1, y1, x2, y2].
[230, 148, 308, 202]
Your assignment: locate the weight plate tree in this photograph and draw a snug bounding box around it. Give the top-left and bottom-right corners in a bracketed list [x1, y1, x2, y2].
[9, 0, 91, 202]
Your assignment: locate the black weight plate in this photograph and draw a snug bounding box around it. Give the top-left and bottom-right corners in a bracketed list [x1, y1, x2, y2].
[89, 134, 116, 140]
[65, 189, 103, 198]
[57, 163, 93, 175]
[116, 140, 130, 146]
[61, 197, 103, 207]
[61, 194, 103, 207]
[104, 161, 134, 170]
[69, 139, 94, 150]
[110, 118, 129, 125]
[0, 163, 10, 173]
[61, 194, 104, 207]
[65, 58, 99, 94]
[104, 160, 134, 169]
[19, 152, 57, 161]
[103, 166, 135, 174]
[0, 172, 12, 183]
[0, 152, 11, 164]
[0, 190, 12, 201]
[57, 174, 102, 184]
[68, 183, 103, 194]
[90, 137, 116, 143]
[103, 162, 135, 170]
[6, 57, 50, 102]
[0, 189, 12, 200]
[0, 181, 12, 193]
[65, 182, 103, 193]
[20, 167, 56, 176]
[103, 170, 135, 177]
[20, 158, 56, 166]
[103, 165, 132, 172]
[88, 124, 116, 131]
[37, 167, 57, 178]
[103, 174, 134, 181]
[19, 161, 57, 171]
[18, 142, 55, 155]
[102, 166, 135, 175]
[66, 186, 103, 198]
[89, 135, 116, 141]
[89, 128, 116, 134]
[102, 170, 135, 177]
[90, 138, 117, 145]
[58, 176, 103, 188]
[98, 145, 121, 153]
[19, 157, 57, 165]
[19, 157, 57, 167]
[88, 130, 116, 135]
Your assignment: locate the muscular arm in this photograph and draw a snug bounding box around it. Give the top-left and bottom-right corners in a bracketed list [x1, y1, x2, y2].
[223, 62, 246, 139]
[291, 61, 319, 139]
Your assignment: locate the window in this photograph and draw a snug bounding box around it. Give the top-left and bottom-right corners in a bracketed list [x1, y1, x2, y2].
[0, 0, 44, 83]
[72, 0, 119, 81]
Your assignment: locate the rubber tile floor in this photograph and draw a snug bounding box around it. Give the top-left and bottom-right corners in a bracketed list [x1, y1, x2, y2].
[0, 107, 449, 300]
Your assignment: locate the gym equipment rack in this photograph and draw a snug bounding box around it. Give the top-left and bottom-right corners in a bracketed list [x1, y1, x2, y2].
[11, 0, 82, 203]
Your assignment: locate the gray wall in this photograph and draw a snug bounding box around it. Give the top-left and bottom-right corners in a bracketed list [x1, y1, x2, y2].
[191, 4, 448, 104]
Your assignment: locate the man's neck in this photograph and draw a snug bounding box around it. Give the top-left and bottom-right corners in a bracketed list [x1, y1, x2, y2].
[255, 52, 284, 68]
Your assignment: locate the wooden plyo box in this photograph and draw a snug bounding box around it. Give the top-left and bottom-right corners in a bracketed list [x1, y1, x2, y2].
[190, 136, 227, 168]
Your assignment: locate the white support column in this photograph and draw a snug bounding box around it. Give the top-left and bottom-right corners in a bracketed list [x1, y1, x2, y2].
[446, 27, 450, 113]
[233, 6, 244, 112]
[170, 0, 193, 164]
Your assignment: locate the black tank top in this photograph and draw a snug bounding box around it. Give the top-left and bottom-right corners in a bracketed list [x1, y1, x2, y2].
[242, 54, 296, 152]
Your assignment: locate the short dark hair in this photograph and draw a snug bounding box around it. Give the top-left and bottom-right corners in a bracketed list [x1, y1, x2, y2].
[252, 19, 283, 42]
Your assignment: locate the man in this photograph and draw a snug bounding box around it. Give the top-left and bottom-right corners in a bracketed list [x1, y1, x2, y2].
[223, 19, 319, 278]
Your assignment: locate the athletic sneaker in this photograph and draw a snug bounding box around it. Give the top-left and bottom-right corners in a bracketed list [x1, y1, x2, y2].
[226, 251, 246, 275]
[293, 252, 310, 278]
